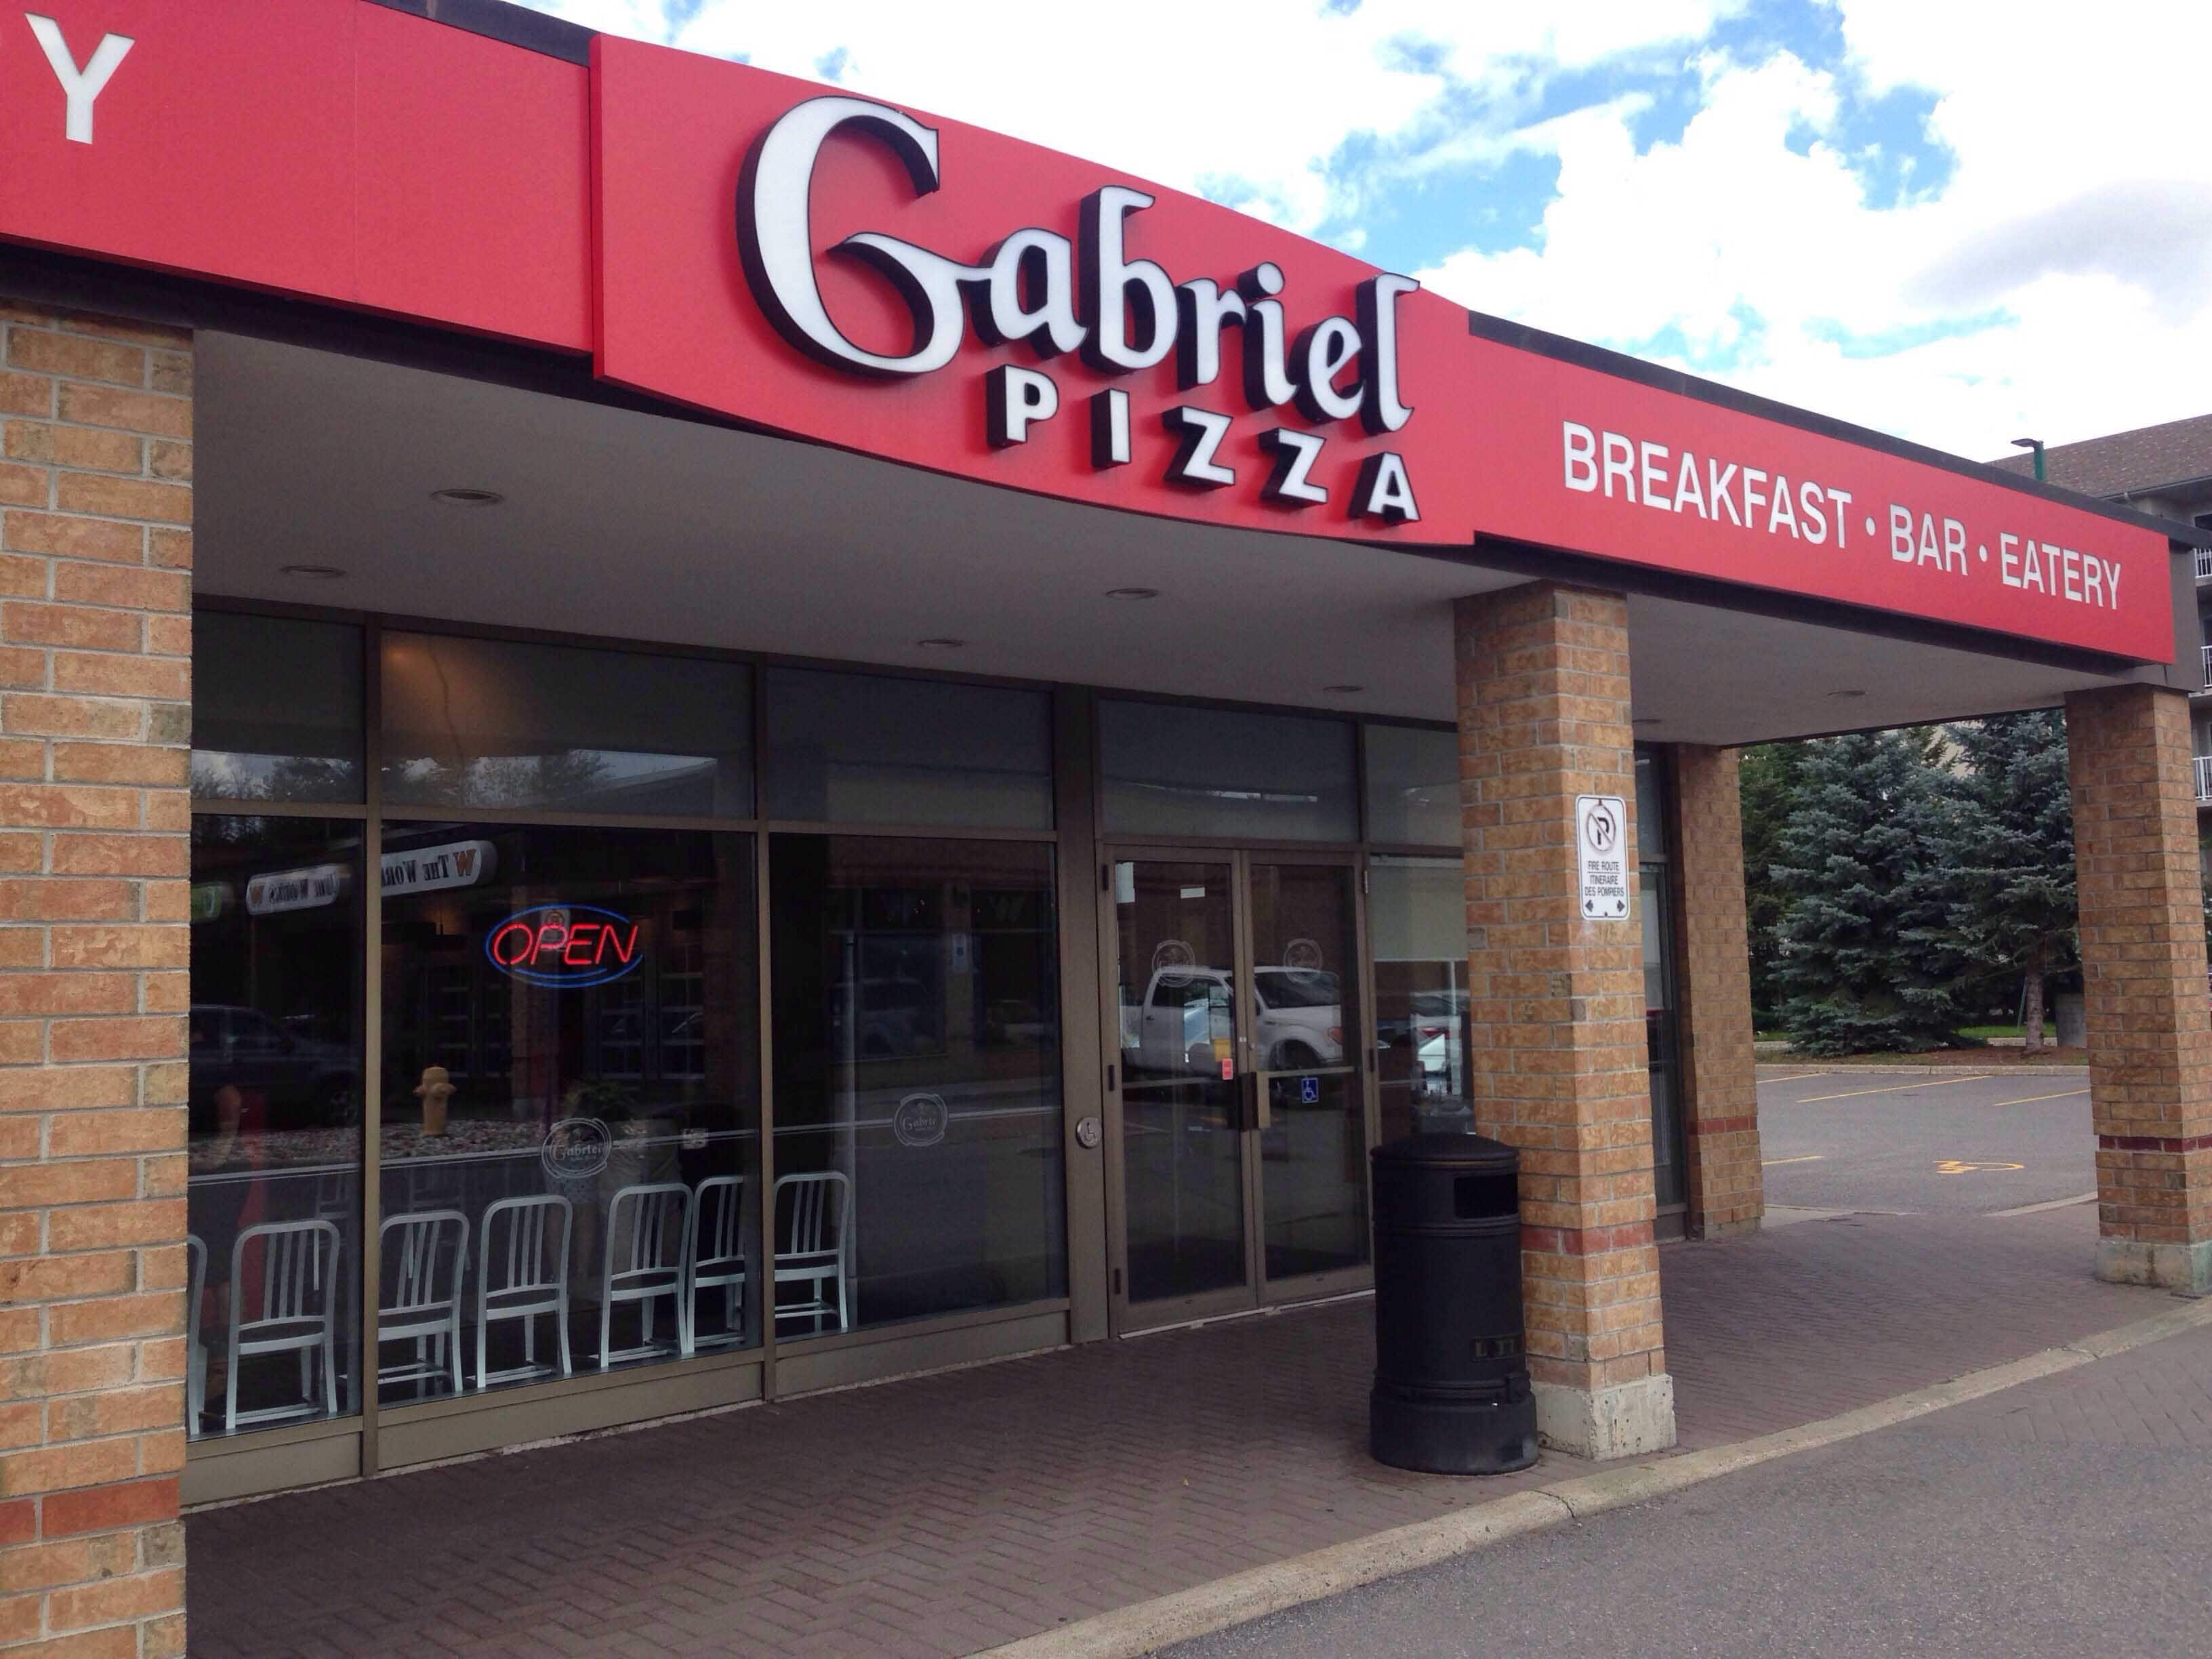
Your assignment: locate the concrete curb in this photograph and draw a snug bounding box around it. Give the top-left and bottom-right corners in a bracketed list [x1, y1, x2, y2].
[975, 1296, 2212, 1659]
[1756, 1064, 2090, 1080]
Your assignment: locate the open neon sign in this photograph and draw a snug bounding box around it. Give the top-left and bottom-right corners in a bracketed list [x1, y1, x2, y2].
[485, 905, 644, 989]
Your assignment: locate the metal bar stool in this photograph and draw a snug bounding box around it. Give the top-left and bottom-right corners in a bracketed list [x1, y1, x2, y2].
[224, 1218, 343, 1433]
[689, 1174, 747, 1349]
[377, 1209, 469, 1398]
[476, 1194, 573, 1388]
[600, 1183, 693, 1368]
[772, 1170, 851, 1336]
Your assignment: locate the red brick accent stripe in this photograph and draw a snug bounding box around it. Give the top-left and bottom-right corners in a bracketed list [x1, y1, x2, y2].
[1521, 1221, 1656, 1255]
[1695, 1114, 1759, 1136]
[2098, 1133, 2212, 1153]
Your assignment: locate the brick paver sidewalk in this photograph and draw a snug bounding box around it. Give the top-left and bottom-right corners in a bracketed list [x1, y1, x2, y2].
[185, 1204, 2170, 1658]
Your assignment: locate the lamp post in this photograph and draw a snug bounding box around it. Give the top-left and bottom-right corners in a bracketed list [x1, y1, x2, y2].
[2011, 436, 2046, 483]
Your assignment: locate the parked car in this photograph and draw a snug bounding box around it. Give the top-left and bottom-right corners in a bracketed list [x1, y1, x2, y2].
[188, 1003, 359, 1128]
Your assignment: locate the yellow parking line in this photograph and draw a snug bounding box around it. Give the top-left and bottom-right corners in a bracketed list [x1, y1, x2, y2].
[1761, 1154, 1824, 1166]
[1797, 1073, 1992, 1104]
[1989, 1088, 2088, 1108]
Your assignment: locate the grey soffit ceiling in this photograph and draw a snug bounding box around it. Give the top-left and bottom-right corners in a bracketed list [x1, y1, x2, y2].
[195, 331, 2133, 742]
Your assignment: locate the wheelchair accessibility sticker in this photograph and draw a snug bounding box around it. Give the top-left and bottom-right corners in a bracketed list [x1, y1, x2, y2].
[1299, 1076, 1321, 1105]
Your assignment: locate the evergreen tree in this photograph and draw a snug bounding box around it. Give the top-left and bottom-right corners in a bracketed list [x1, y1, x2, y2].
[1940, 710, 2077, 1050]
[1738, 741, 1807, 1021]
[1770, 729, 1965, 1054]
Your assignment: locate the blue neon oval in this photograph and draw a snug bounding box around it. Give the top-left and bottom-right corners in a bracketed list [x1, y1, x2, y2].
[485, 903, 645, 988]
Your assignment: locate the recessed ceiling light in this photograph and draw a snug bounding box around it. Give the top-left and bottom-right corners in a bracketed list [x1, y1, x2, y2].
[430, 487, 504, 507]
[1826, 688, 1867, 700]
[279, 563, 346, 580]
[1322, 683, 1364, 694]
[1105, 587, 1160, 600]
[916, 637, 965, 649]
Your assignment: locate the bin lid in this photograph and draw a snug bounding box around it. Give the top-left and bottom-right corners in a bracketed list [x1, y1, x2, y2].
[1370, 1130, 1519, 1171]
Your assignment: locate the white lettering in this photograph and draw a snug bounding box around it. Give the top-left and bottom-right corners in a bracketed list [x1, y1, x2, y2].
[1710, 460, 1741, 526]
[2062, 545, 2083, 602]
[1640, 441, 1672, 512]
[1256, 426, 1328, 508]
[1798, 478, 1828, 545]
[1917, 512, 1942, 570]
[2022, 538, 2045, 593]
[1357, 274, 1417, 435]
[2105, 556, 2121, 608]
[1351, 451, 1420, 524]
[1942, 517, 1966, 576]
[1161, 405, 1234, 489]
[1767, 474, 1800, 538]
[738, 96, 972, 377]
[1889, 504, 1914, 562]
[2000, 531, 2022, 588]
[1827, 488, 1853, 548]
[1563, 422, 1598, 493]
[1673, 451, 1707, 518]
[972, 228, 1085, 358]
[1601, 431, 1635, 501]
[27, 15, 130, 146]
[1742, 466, 1768, 528]
[1080, 186, 1177, 373]
[984, 365, 1059, 447]
[1294, 315, 1363, 423]
[2081, 553, 2104, 607]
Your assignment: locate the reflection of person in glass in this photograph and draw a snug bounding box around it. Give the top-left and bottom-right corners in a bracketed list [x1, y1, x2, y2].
[194, 1082, 268, 1420]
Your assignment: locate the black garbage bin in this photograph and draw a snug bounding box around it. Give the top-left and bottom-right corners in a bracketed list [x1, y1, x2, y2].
[1369, 1130, 1538, 1474]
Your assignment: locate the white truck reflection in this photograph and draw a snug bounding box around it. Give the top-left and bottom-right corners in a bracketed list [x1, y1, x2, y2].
[1121, 967, 1343, 1076]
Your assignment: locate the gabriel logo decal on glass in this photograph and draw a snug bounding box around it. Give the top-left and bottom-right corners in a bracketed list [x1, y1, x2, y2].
[486, 905, 645, 989]
[735, 96, 1420, 525]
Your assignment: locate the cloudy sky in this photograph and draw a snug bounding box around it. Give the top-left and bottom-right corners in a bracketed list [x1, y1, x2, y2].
[523, 0, 2212, 464]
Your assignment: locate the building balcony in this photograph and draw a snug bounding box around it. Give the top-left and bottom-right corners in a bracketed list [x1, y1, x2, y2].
[2197, 755, 2212, 802]
[2197, 548, 2212, 580]
[2203, 643, 2212, 687]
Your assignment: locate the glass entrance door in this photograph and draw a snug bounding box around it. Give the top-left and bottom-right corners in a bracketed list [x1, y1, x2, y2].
[1105, 851, 1370, 1328]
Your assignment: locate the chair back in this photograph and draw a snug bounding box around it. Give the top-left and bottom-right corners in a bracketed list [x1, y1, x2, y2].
[775, 1171, 848, 1257]
[380, 1209, 468, 1315]
[234, 1219, 342, 1326]
[480, 1195, 573, 1296]
[695, 1175, 745, 1267]
[607, 1183, 689, 1276]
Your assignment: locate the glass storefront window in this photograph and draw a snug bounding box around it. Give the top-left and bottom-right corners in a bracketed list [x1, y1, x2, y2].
[764, 668, 1052, 830]
[379, 823, 761, 1396]
[769, 836, 1065, 1334]
[192, 613, 363, 803]
[188, 816, 365, 1439]
[1369, 856, 1471, 1143]
[1099, 700, 1357, 841]
[380, 633, 753, 818]
[1363, 724, 1459, 847]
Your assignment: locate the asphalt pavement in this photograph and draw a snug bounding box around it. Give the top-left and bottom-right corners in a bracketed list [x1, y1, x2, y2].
[1163, 1298, 2212, 1659]
[1755, 1067, 2094, 1216]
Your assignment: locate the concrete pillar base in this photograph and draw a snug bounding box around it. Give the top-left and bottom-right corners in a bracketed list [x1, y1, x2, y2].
[1534, 1373, 1679, 1460]
[2095, 1236, 2212, 1296]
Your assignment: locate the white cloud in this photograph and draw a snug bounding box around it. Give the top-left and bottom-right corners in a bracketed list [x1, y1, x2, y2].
[520, 0, 2212, 459]
[1418, 1, 2212, 456]
[527, 0, 1747, 235]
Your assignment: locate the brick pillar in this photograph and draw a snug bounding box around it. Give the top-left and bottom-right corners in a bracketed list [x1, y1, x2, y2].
[2064, 683, 2212, 1292]
[0, 303, 192, 1657]
[1671, 745, 1764, 1237]
[1456, 583, 1675, 1460]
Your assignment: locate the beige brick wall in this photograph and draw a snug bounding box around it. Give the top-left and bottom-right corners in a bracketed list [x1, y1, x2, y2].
[0, 303, 190, 1659]
[1454, 583, 1666, 1398]
[1671, 745, 1764, 1236]
[2064, 684, 2212, 1279]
